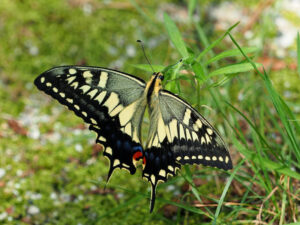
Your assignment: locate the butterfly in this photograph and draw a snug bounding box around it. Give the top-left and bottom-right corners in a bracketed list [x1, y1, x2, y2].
[34, 66, 232, 212]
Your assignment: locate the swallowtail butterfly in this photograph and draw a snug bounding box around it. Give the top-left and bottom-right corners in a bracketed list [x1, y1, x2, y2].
[34, 66, 232, 212]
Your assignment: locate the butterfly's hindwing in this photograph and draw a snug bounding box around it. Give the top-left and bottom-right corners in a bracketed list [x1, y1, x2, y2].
[34, 66, 147, 180]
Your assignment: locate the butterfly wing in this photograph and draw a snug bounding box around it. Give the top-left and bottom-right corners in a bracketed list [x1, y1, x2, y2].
[143, 89, 232, 212]
[34, 66, 147, 181]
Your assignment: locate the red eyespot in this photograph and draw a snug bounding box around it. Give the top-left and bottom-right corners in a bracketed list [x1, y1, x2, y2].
[133, 151, 143, 161]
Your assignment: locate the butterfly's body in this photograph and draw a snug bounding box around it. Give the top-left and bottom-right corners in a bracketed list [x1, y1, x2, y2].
[34, 66, 232, 212]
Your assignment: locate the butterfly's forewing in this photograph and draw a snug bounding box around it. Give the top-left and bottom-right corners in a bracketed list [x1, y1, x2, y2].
[144, 89, 232, 212]
[34, 66, 147, 181]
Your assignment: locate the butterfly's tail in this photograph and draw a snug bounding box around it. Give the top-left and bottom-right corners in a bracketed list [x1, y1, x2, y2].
[149, 182, 157, 213]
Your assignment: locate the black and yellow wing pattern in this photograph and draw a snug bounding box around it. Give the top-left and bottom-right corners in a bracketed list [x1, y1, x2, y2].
[34, 66, 232, 212]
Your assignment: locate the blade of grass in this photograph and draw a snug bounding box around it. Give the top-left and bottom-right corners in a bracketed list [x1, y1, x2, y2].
[208, 62, 262, 77]
[213, 158, 246, 225]
[226, 101, 283, 162]
[229, 33, 300, 166]
[232, 135, 300, 180]
[196, 22, 239, 61]
[195, 23, 210, 50]
[188, 0, 197, 22]
[297, 32, 300, 77]
[129, 0, 157, 27]
[205, 47, 258, 65]
[191, 60, 206, 81]
[97, 195, 144, 219]
[279, 176, 288, 225]
[182, 166, 214, 217]
[163, 13, 189, 58]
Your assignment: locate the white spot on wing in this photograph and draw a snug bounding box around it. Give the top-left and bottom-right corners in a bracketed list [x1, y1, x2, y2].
[66, 98, 73, 103]
[183, 109, 191, 126]
[207, 128, 213, 135]
[83, 71, 93, 84]
[105, 147, 112, 155]
[119, 101, 137, 126]
[87, 89, 98, 99]
[157, 116, 166, 142]
[103, 92, 119, 113]
[59, 92, 65, 98]
[169, 119, 178, 141]
[95, 91, 107, 104]
[205, 133, 211, 144]
[99, 136, 106, 142]
[159, 170, 166, 177]
[80, 85, 91, 94]
[132, 127, 139, 143]
[74, 105, 80, 110]
[66, 76, 76, 84]
[150, 174, 156, 184]
[168, 165, 174, 172]
[69, 68, 76, 74]
[219, 156, 223, 162]
[179, 124, 185, 140]
[152, 135, 159, 147]
[122, 163, 130, 168]
[201, 137, 206, 144]
[193, 123, 199, 132]
[124, 123, 132, 136]
[225, 156, 229, 164]
[91, 118, 97, 124]
[40, 77, 45, 83]
[113, 159, 120, 167]
[192, 131, 198, 141]
[196, 119, 202, 129]
[109, 104, 124, 117]
[186, 128, 191, 140]
[98, 71, 108, 88]
[46, 82, 52, 87]
[165, 125, 171, 142]
[83, 71, 93, 79]
[53, 87, 58, 93]
[82, 111, 87, 117]
[70, 81, 78, 89]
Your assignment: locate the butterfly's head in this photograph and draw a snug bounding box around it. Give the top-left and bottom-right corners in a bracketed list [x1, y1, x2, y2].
[153, 72, 164, 81]
[152, 72, 164, 93]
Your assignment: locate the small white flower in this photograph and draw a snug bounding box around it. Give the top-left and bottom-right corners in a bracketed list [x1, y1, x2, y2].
[75, 144, 83, 152]
[0, 168, 6, 179]
[16, 169, 23, 177]
[28, 205, 40, 215]
[50, 192, 58, 200]
[0, 212, 7, 220]
[126, 45, 136, 57]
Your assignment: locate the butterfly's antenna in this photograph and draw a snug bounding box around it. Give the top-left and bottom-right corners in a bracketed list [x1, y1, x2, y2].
[137, 40, 155, 73]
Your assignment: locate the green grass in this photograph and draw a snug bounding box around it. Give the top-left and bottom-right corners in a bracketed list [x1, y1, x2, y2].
[0, 0, 299, 224]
